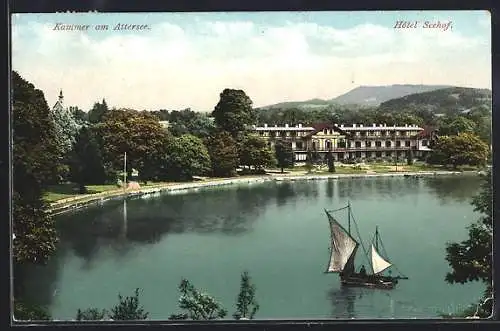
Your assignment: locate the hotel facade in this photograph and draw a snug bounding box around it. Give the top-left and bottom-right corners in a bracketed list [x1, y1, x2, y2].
[252, 123, 433, 163]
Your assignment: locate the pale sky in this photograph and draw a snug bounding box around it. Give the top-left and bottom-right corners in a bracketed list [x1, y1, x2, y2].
[11, 11, 491, 112]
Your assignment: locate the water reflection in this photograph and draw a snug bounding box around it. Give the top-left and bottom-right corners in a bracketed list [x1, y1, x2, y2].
[328, 285, 363, 319]
[422, 176, 482, 205]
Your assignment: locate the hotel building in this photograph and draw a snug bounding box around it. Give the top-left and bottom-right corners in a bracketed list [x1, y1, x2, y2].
[252, 123, 433, 162]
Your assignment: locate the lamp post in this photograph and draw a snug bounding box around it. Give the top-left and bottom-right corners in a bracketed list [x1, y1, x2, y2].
[123, 152, 127, 191]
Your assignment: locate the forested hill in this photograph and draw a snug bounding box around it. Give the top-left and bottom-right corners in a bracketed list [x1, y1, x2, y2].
[378, 87, 492, 114]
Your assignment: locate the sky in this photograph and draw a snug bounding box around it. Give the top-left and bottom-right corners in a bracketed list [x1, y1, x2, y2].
[11, 11, 491, 112]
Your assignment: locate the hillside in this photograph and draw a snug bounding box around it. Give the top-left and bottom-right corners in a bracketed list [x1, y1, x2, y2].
[258, 84, 452, 110]
[331, 84, 452, 106]
[378, 87, 492, 113]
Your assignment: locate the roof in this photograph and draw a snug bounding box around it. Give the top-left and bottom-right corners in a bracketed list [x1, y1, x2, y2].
[417, 126, 437, 138]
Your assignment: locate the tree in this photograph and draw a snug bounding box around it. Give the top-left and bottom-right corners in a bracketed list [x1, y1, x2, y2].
[326, 150, 336, 173]
[162, 134, 211, 181]
[238, 134, 275, 171]
[76, 308, 108, 321]
[169, 279, 227, 320]
[205, 130, 239, 177]
[407, 149, 414, 165]
[428, 133, 489, 168]
[12, 71, 60, 264]
[305, 149, 314, 173]
[50, 96, 81, 159]
[88, 98, 109, 124]
[233, 271, 259, 320]
[212, 89, 256, 138]
[444, 170, 492, 318]
[14, 301, 51, 321]
[438, 116, 476, 136]
[274, 140, 294, 173]
[108, 288, 149, 320]
[95, 109, 170, 182]
[69, 125, 107, 190]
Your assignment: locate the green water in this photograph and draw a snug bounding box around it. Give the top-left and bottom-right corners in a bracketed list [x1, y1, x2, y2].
[18, 175, 486, 319]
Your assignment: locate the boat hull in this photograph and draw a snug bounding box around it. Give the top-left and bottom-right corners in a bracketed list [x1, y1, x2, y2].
[340, 275, 397, 290]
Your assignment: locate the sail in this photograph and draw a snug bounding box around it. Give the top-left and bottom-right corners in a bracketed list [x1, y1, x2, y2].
[371, 244, 392, 274]
[325, 210, 359, 273]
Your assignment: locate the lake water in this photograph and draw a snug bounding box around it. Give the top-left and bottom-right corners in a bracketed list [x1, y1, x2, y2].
[17, 175, 487, 320]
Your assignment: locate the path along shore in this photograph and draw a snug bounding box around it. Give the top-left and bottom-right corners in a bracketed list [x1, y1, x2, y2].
[47, 170, 478, 216]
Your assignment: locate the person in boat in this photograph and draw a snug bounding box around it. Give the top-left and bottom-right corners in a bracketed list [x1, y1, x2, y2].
[359, 265, 367, 277]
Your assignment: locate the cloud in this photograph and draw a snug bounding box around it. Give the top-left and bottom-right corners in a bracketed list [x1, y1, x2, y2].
[12, 17, 491, 111]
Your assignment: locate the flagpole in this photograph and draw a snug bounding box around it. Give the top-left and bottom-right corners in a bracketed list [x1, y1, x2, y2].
[124, 152, 127, 191]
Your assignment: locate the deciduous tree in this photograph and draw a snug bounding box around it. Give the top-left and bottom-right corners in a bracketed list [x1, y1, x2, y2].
[162, 134, 211, 181]
[274, 140, 294, 173]
[212, 89, 256, 138]
[205, 130, 239, 177]
[428, 133, 488, 168]
[238, 135, 275, 171]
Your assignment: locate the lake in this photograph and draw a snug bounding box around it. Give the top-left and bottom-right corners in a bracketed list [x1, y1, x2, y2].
[17, 175, 486, 319]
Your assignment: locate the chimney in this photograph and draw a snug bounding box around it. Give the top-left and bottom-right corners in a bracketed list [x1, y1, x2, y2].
[353, 123, 356, 128]
[373, 124, 376, 127]
[298, 123, 302, 128]
[360, 124, 363, 127]
[275, 124, 277, 127]
[285, 124, 289, 128]
[405, 124, 408, 127]
[384, 123, 386, 127]
[340, 124, 344, 128]
[264, 123, 267, 128]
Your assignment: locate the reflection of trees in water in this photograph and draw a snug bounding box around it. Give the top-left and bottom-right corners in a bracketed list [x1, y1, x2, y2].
[328, 285, 364, 319]
[14, 245, 66, 310]
[422, 176, 482, 205]
[275, 182, 296, 206]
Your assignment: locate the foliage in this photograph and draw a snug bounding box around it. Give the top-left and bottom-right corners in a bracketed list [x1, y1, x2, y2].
[169, 108, 216, 139]
[238, 134, 275, 170]
[326, 150, 336, 173]
[205, 130, 239, 177]
[14, 300, 51, 321]
[108, 288, 149, 320]
[95, 108, 170, 182]
[407, 149, 414, 165]
[445, 170, 492, 318]
[69, 106, 88, 123]
[437, 116, 476, 136]
[169, 279, 227, 320]
[428, 133, 489, 168]
[212, 89, 257, 137]
[233, 271, 259, 320]
[88, 98, 109, 124]
[69, 125, 107, 189]
[305, 150, 314, 173]
[162, 134, 211, 180]
[76, 308, 108, 321]
[12, 71, 60, 264]
[274, 140, 294, 173]
[50, 97, 81, 158]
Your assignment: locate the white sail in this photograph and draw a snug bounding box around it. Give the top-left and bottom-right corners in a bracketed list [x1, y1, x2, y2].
[326, 211, 359, 273]
[371, 244, 392, 274]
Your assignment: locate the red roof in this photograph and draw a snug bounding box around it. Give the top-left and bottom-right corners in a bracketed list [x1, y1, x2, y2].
[417, 126, 437, 138]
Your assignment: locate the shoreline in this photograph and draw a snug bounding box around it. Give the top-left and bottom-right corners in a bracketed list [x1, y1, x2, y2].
[47, 170, 477, 216]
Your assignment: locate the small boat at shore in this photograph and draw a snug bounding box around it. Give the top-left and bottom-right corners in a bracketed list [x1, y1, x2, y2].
[324, 202, 408, 290]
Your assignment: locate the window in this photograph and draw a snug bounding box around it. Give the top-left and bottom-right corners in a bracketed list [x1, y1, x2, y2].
[296, 141, 303, 150]
[365, 141, 371, 147]
[422, 140, 428, 146]
[405, 141, 411, 147]
[396, 141, 401, 147]
[375, 141, 382, 147]
[355, 141, 361, 148]
[376, 151, 382, 157]
[270, 132, 276, 137]
[323, 129, 328, 134]
[325, 141, 332, 150]
[385, 141, 391, 147]
[338, 140, 346, 148]
[259, 131, 264, 136]
[355, 151, 361, 158]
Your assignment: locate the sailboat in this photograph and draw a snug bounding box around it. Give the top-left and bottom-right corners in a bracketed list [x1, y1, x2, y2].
[324, 202, 408, 290]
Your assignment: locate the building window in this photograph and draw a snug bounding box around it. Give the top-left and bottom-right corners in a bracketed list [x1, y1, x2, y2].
[396, 141, 401, 147]
[376, 151, 382, 157]
[355, 141, 361, 148]
[259, 131, 264, 136]
[281, 131, 286, 137]
[375, 141, 382, 147]
[355, 151, 361, 158]
[405, 141, 411, 147]
[325, 141, 332, 150]
[365, 140, 371, 147]
[296, 141, 303, 150]
[422, 140, 428, 146]
[323, 129, 328, 134]
[338, 140, 346, 148]
[385, 141, 391, 147]
[312, 141, 317, 150]
[270, 132, 276, 138]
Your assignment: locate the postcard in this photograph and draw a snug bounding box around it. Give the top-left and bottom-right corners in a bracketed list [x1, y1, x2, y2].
[11, 10, 492, 321]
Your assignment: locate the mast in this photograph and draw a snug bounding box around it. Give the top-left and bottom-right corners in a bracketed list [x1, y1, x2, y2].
[375, 225, 379, 251]
[124, 152, 127, 191]
[347, 201, 351, 235]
